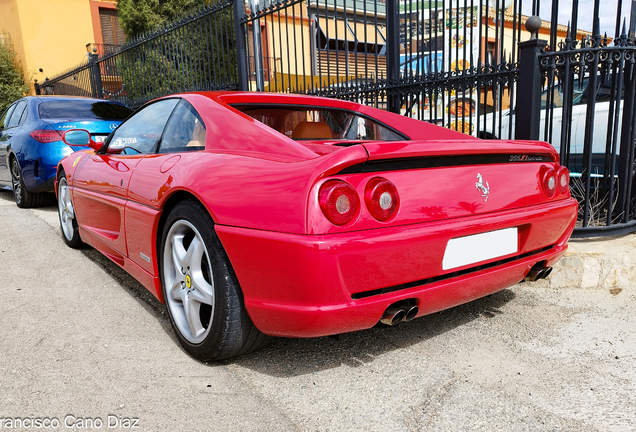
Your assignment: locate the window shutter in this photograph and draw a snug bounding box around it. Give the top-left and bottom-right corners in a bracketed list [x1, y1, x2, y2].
[99, 8, 126, 45]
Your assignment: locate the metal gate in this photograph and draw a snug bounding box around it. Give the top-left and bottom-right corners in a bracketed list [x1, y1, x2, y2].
[240, 0, 529, 136]
[35, 0, 636, 236]
[36, 0, 238, 108]
[516, 0, 636, 236]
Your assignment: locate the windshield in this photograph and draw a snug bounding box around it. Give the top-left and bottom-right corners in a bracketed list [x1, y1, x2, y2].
[540, 79, 586, 109]
[540, 76, 621, 109]
[39, 100, 133, 120]
[234, 105, 406, 141]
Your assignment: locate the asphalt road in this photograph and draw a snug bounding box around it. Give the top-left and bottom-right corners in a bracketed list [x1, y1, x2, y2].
[0, 189, 634, 432]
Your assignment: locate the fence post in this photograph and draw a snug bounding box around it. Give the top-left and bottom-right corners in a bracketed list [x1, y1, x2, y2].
[386, 0, 401, 114]
[233, 0, 249, 91]
[249, 0, 265, 91]
[515, 17, 546, 140]
[89, 49, 103, 99]
[34, 80, 40, 96]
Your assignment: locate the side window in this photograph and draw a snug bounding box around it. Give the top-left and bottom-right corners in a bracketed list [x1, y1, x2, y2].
[17, 102, 29, 125]
[574, 78, 591, 106]
[344, 115, 404, 141]
[107, 99, 179, 155]
[6, 101, 26, 128]
[540, 88, 563, 109]
[158, 100, 206, 153]
[0, 104, 17, 129]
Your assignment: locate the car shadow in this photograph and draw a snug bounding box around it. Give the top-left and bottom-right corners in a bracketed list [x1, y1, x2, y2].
[0, 189, 57, 208]
[0, 189, 15, 203]
[227, 289, 516, 376]
[76, 237, 517, 371]
[79, 248, 176, 340]
[34, 197, 58, 211]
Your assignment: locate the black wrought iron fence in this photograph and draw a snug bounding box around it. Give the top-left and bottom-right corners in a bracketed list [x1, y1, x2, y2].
[240, 0, 528, 135]
[36, 0, 636, 236]
[37, 0, 238, 108]
[86, 43, 123, 57]
[36, 58, 95, 98]
[513, 0, 636, 236]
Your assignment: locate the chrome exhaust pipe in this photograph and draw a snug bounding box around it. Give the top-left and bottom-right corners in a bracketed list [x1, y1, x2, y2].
[380, 307, 406, 326]
[400, 305, 419, 322]
[524, 265, 553, 282]
[540, 267, 553, 279]
[524, 268, 544, 282]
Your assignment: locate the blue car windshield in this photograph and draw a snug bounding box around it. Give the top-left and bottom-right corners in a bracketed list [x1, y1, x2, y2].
[39, 100, 133, 120]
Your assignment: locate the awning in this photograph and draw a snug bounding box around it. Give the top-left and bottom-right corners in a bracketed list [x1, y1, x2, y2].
[348, 20, 386, 44]
[317, 19, 386, 44]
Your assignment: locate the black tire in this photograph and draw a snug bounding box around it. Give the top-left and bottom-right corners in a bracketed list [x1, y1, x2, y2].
[159, 199, 268, 361]
[57, 170, 85, 249]
[10, 157, 48, 208]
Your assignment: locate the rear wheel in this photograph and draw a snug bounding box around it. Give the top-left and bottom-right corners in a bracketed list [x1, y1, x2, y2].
[160, 200, 268, 361]
[57, 171, 84, 249]
[11, 158, 47, 208]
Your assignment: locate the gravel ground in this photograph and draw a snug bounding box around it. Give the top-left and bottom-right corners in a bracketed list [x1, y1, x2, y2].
[0, 189, 634, 431]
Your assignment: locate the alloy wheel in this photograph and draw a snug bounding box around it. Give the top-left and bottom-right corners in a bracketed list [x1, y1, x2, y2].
[10, 159, 22, 205]
[58, 177, 75, 241]
[163, 219, 215, 344]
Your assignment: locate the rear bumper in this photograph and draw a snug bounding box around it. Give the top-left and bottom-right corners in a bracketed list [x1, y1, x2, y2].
[20, 140, 73, 192]
[216, 198, 578, 338]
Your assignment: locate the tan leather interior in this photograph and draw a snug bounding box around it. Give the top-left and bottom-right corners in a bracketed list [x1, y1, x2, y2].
[291, 121, 332, 139]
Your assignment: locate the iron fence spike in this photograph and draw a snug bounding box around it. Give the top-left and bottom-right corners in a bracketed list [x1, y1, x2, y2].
[622, 19, 627, 37]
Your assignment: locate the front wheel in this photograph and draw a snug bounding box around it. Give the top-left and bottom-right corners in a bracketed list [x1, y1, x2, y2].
[160, 200, 268, 361]
[57, 171, 84, 249]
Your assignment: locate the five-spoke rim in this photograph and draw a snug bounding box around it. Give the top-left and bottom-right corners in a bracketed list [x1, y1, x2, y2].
[11, 159, 21, 204]
[163, 220, 215, 344]
[58, 177, 75, 241]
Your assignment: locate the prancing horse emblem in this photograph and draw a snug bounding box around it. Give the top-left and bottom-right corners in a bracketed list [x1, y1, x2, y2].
[476, 173, 490, 202]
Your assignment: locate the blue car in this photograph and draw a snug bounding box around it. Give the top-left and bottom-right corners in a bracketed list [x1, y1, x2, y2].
[0, 96, 133, 207]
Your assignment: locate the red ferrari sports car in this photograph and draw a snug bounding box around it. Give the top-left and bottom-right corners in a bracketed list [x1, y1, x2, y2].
[56, 92, 577, 361]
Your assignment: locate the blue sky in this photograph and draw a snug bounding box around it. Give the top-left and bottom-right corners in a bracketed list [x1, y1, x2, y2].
[521, 0, 632, 37]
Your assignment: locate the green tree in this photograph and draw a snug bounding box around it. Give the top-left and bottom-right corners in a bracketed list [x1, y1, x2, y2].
[118, 0, 210, 39]
[0, 33, 28, 113]
[114, 1, 237, 106]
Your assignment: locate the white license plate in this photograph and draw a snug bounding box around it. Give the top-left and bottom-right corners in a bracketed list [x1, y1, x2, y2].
[92, 135, 107, 142]
[442, 227, 518, 270]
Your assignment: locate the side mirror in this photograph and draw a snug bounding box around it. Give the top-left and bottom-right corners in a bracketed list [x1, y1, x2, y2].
[62, 129, 103, 152]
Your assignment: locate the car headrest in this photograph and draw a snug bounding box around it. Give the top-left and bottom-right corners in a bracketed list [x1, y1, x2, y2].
[291, 121, 333, 139]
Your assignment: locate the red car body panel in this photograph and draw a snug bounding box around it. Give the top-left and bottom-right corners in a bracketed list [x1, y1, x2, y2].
[216, 198, 576, 337]
[56, 91, 578, 338]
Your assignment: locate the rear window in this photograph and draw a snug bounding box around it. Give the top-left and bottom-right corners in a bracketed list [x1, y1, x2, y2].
[234, 105, 406, 141]
[39, 100, 133, 120]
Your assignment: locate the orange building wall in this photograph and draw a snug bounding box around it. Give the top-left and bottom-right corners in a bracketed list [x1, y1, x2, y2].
[0, 0, 117, 89]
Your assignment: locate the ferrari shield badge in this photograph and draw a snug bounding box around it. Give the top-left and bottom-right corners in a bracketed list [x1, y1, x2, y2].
[476, 173, 490, 202]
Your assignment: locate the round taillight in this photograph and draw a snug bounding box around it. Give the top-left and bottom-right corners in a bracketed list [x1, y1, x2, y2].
[542, 168, 557, 198]
[557, 167, 570, 194]
[365, 177, 400, 221]
[319, 180, 359, 226]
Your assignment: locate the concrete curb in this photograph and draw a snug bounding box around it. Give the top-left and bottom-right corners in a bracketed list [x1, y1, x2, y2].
[534, 233, 636, 290]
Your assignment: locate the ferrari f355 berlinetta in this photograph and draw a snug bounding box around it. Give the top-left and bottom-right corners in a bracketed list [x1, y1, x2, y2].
[56, 92, 577, 361]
